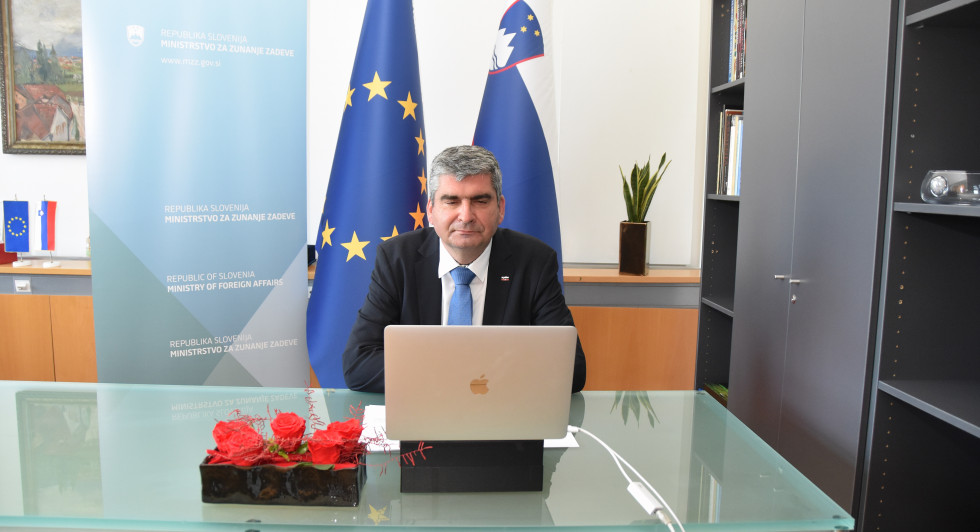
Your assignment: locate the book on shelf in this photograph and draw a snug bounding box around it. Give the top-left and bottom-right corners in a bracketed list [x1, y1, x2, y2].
[729, 0, 747, 82]
[716, 108, 743, 195]
[704, 383, 729, 405]
[734, 116, 743, 195]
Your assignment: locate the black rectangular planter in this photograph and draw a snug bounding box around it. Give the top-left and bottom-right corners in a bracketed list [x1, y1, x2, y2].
[200, 458, 366, 506]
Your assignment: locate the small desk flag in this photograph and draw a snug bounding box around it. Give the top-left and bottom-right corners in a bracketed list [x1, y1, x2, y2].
[38, 200, 57, 251]
[3, 200, 30, 253]
[473, 0, 563, 277]
[307, 0, 428, 387]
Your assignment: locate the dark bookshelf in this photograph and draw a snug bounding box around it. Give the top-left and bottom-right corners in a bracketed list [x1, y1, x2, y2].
[878, 380, 980, 439]
[860, 0, 980, 528]
[696, 1, 746, 398]
[710, 78, 745, 95]
[705, 194, 740, 202]
[894, 201, 980, 217]
[696, 304, 733, 397]
[864, 392, 979, 528]
[701, 296, 734, 318]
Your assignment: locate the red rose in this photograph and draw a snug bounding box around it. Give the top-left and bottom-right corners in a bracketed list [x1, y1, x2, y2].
[210, 420, 267, 466]
[308, 418, 364, 466]
[307, 429, 343, 465]
[326, 418, 363, 442]
[330, 419, 364, 461]
[270, 412, 306, 453]
[213, 420, 257, 452]
[205, 412, 357, 467]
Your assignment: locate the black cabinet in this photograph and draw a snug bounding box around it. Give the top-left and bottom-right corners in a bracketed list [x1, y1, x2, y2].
[860, 1, 980, 529]
[697, 0, 896, 515]
[726, 0, 805, 446]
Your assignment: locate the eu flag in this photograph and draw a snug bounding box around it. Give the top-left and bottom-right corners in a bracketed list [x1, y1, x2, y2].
[3, 200, 30, 253]
[473, 0, 563, 276]
[307, 0, 427, 388]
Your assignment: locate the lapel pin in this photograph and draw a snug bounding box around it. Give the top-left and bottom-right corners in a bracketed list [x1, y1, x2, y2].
[500, 276, 510, 282]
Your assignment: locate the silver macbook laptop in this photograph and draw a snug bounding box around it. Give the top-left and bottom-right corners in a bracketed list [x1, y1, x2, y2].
[383, 325, 577, 441]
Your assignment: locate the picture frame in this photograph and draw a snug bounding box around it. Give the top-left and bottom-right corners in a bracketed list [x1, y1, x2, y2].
[16, 390, 102, 516]
[1, 0, 85, 154]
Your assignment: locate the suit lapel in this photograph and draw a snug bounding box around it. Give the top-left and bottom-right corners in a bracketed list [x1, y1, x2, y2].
[416, 229, 442, 325]
[484, 230, 513, 325]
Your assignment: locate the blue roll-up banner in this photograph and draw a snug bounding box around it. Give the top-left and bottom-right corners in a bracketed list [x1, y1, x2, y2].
[82, 0, 309, 385]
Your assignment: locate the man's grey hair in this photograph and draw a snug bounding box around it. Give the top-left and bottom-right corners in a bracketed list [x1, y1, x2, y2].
[427, 145, 503, 203]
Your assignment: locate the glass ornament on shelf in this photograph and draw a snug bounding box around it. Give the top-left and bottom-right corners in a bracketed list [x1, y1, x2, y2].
[920, 170, 980, 205]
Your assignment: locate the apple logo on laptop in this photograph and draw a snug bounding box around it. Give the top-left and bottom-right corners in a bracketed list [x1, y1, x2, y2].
[470, 374, 489, 395]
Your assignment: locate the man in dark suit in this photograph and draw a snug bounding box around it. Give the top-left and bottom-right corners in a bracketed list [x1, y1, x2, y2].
[342, 145, 586, 393]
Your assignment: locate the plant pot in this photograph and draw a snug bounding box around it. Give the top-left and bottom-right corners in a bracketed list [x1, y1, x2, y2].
[619, 221, 649, 275]
[200, 456, 366, 506]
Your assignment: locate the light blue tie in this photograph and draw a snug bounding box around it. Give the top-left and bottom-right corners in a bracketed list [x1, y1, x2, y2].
[448, 267, 476, 325]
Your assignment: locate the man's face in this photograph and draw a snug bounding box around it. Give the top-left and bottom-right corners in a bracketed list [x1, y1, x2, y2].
[426, 172, 505, 264]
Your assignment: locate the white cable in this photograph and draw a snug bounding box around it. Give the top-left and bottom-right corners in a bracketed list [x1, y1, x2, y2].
[610, 445, 685, 531]
[569, 425, 687, 532]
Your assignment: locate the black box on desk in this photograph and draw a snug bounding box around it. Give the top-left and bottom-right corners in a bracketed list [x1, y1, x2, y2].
[400, 440, 544, 493]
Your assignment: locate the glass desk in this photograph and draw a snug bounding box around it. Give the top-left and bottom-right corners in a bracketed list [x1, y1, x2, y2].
[0, 382, 852, 531]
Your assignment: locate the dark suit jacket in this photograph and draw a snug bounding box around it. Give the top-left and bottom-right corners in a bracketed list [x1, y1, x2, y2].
[342, 227, 586, 393]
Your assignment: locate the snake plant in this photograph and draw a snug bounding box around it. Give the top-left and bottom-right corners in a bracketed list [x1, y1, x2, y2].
[620, 153, 670, 223]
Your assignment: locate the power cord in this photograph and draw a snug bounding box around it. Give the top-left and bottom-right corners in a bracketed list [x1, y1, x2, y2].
[568, 425, 687, 532]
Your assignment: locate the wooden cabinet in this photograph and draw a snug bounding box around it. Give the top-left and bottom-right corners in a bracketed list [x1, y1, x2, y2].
[571, 306, 698, 391]
[50, 296, 98, 382]
[0, 294, 97, 383]
[1, 261, 97, 383]
[4, 264, 698, 389]
[565, 268, 700, 391]
[0, 294, 56, 381]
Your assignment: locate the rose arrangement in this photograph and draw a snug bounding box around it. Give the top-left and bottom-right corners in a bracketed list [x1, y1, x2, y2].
[205, 411, 365, 470]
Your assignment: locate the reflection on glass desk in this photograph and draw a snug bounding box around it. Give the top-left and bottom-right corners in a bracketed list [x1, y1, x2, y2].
[0, 382, 853, 531]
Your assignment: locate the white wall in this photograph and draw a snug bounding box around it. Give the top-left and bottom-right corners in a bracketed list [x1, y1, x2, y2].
[1, 0, 709, 266]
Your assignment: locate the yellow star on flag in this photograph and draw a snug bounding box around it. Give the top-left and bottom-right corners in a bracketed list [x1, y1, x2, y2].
[321, 220, 336, 247]
[535, 30, 540, 37]
[381, 226, 400, 241]
[528, 14, 535, 21]
[341, 231, 370, 261]
[410, 203, 425, 229]
[415, 129, 425, 155]
[398, 91, 418, 119]
[345, 85, 355, 108]
[418, 168, 427, 195]
[521, 26, 527, 33]
[363, 71, 391, 101]
[367, 504, 390, 525]
[8, 217, 27, 236]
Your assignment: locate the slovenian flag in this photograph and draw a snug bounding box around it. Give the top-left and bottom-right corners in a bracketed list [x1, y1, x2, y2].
[3, 200, 30, 253]
[306, 0, 428, 388]
[473, 0, 563, 278]
[38, 200, 57, 251]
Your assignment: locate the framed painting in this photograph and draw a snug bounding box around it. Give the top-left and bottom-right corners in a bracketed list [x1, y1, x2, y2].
[1, 0, 85, 154]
